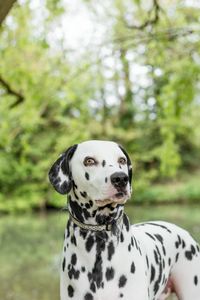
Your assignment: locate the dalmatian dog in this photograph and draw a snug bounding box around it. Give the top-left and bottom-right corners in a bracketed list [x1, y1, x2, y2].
[49, 140, 200, 300]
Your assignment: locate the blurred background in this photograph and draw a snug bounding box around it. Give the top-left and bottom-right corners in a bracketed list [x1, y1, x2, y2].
[0, 0, 200, 299]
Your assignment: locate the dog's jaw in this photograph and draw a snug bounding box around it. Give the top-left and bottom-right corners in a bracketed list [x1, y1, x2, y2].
[95, 194, 129, 207]
[68, 188, 125, 226]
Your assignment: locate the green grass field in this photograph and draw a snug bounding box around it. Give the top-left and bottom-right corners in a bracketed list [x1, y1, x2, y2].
[0, 205, 199, 300]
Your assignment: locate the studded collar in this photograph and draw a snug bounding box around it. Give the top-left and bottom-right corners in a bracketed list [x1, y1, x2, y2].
[69, 210, 124, 234]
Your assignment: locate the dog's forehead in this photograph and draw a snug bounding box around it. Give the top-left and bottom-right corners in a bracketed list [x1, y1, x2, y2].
[75, 140, 123, 159]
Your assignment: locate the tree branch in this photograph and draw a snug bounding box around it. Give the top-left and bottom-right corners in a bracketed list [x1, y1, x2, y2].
[126, 0, 161, 30]
[0, 0, 17, 26]
[65, 27, 195, 84]
[0, 75, 24, 108]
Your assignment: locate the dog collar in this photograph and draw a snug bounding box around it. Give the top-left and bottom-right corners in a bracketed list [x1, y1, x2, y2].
[69, 211, 124, 234]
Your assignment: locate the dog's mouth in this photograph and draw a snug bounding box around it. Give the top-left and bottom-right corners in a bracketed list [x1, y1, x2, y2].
[95, 191, 128, 207]
[115, 191, 125, 198]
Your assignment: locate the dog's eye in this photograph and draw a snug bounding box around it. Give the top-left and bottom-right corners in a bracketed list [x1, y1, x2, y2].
[118, 157, 127, 165]
[84, 157, 97, 166]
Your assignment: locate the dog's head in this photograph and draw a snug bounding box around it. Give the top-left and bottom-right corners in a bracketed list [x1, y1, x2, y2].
[49, 140, 132, 206]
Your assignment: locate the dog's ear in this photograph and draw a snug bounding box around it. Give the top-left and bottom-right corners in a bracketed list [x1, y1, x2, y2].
[118, 145, 132, 185]
[48, 144, 78, 194]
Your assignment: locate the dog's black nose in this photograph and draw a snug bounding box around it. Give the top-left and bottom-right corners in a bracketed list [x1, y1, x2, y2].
[110, 172, 128, 188]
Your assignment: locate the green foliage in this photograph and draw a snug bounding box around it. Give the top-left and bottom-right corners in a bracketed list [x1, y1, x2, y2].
[0, 0, 200, 212]
[134, 170, 200, 205]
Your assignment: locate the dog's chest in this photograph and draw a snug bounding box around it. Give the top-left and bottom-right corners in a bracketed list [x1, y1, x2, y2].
[61, 222, 148, 299]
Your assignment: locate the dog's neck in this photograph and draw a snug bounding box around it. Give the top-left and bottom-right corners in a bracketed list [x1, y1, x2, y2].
[67, 191, 124, 227]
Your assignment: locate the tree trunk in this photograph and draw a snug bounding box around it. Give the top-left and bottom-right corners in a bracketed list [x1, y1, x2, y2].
[118, 47, 134, 128]
[0, 0, 16, 25]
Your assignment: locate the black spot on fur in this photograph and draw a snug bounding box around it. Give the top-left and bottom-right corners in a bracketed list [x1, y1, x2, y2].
[71, 253, 77, 265]
[92, 210, 97, 218]
[71, 235, 77, 246]
[154, 234, 163, 244]
[85, 172, 90, 180]
[84, 292, 93, 300]
[108, 241, 115, 261]
[119, 275, 127, 288]
[130, 262, 135, 273]
[72, 181, 79, 200]
[194, 275, 198, 285]
[154, 250, 159, 264]
[83, 208, 91, 219]
[80, 229, 87, 239]
[175, 241, 179, 248]
[68, 285, 74, 298]
[92, 252, 103, 288]
[60, 181, 68, 194]
[185, 250, 193, 260]
[191, 245, 196, 255]
[154, 280, 160, 295]
[150, 265, 155, 283]
[69, 199, 84, 223]
[146, 255, 149, 269]
[86, 235, 95, 252]
[73, 181, 78, 189]
[123, 214, 130, 232]
[96, 233, 107, 252]
[162, 275, 166, 285]
[162, 259, 165, 269]
[96, 214, 106, 225]
[68, 266, 80, 280]
[175, 253, 179, 262]
[80, 191, 87, 198]
[120, 232, 124, 242]
[90, 282, 96, 293]
[162, 245, 166, 256]
[102, 160, 106, 167]
[153, 246, 162, 295]
[145, 222, 172, 233]
[62, 257, 66, 272]
[145, 232, 156, 241]
[85, 203, 90, 209]
[133, 237, 139, 250]
[105, 267, 115, 281]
